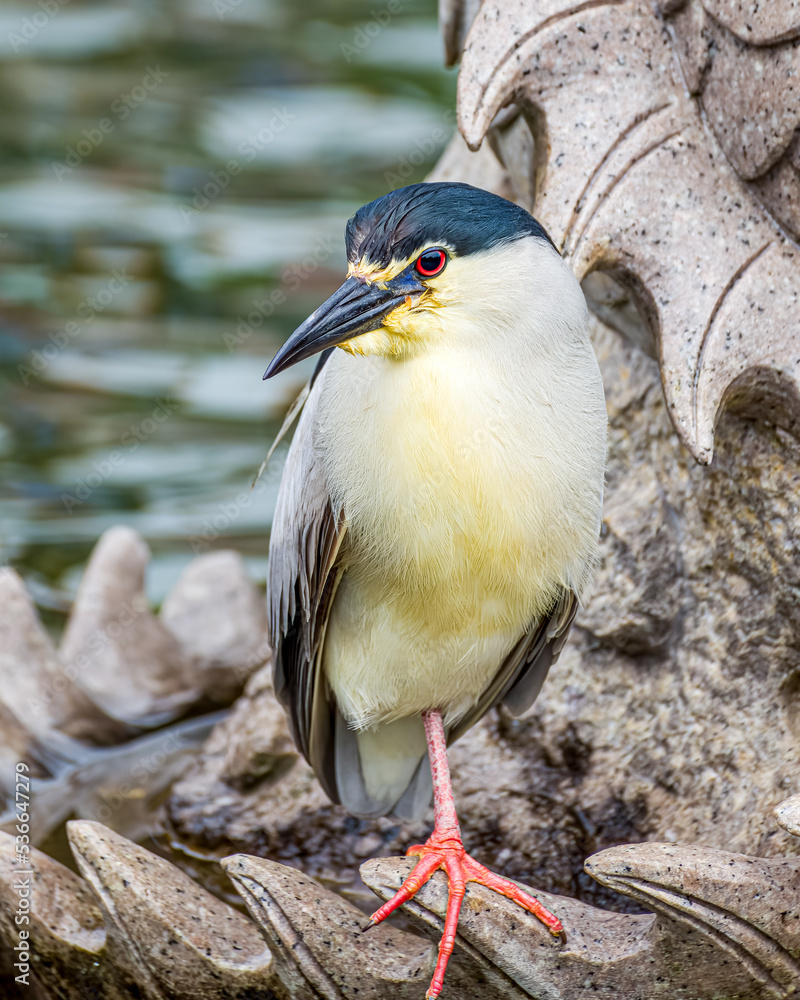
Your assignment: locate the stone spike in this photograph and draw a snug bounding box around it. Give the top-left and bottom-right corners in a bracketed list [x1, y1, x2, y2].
[59, 527, 199, 729]
[222, 853, 442, 1000]
[586, 842, 800, 997]
[700, 0, 800, 45]
[0, 566, 112, 743]
[0, 831, 135, 999]
[66, 820, 274, 1000]
[455, 0, 800, 464]
[775, 794, 800, 839]
[160, 549, 269, 705]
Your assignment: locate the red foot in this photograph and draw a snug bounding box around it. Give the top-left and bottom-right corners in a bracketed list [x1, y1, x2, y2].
[367, 826, 563, 999]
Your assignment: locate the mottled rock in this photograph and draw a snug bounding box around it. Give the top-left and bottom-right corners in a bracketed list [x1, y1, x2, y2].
[223, 854, 439, 1000]
[0, 831, 130, 999]
[67, 820, 275, 999]
[586, 841, 800, 992]
[776, 794, 800, 838]
[168, 666, 336, 856]
[160, 550, 269, 704]
[456, 0, 800, 465]
[59, 526, 198, 730]
[7, 819, 800, 999]
[0, 567, 115, 743]
[578, 463, 683, 654]
[363, 851, 779, 999]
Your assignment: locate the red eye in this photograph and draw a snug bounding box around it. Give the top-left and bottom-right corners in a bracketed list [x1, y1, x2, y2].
[415, 248, 447, 277]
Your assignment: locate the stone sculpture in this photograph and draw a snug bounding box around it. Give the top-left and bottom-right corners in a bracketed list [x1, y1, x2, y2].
[450, 0, 800, 465]
[2, 808, 800, 997]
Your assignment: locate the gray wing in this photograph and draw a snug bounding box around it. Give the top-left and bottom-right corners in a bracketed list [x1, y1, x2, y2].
[268, 370, 345, 803]
[448, 589, 578, 744]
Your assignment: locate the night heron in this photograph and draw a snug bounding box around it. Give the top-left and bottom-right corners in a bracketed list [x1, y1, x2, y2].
[264, 181, 607, 998]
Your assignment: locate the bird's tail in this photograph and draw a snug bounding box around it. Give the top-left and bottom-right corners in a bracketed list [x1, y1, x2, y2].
[334, 710, 432, 819]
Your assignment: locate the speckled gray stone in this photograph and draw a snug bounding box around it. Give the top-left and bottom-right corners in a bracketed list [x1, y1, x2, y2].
[0, 830, 133, 999]
[455, 0, 800, 465]
[6, 819, 800, 998]
[0, 567, 113, 743]
[66, 820, 275, 1000]
[160, 549, 269, 704]
[59, 527, 199, 729]
[776, 795, 800, 838]
[699, 0, 800, 45]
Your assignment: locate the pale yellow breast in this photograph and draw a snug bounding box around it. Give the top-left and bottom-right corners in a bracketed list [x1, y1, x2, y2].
[316, 342, 603, 729]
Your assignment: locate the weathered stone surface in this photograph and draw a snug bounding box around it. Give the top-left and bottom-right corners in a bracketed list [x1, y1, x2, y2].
[59, 526, 199, 729]
[67, 820, 275, 999]
[585, 842, 800, 993]
[363, 849, 787, 999]
[0, 831, 132, 999]
[160, 549, 269, 704]
[168, 667, 346, 869]
[7, 820, 800, 998]
[698, 0, 800, 45]
[0, 567, 113, 743]
[699, 11, 800, 180]
[223, 854, 442, 1000]
[777, 795, 800, 839]
[455, 0, 800, 465]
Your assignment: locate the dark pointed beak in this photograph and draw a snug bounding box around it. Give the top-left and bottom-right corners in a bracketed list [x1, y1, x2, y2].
[264, 273, 421, 379]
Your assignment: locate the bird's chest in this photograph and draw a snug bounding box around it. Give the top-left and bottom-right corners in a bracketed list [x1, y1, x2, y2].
[317, 352, 545, 632]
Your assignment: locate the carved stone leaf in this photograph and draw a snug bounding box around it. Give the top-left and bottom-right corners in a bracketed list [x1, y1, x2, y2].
[698, 13, 800, 179]
[456, 0, 800, 464]
[362, 853, 792, 998]
[222, 854, 439, 1000]
[0, 831, 127, 999]
[698, 1, 800, 45]
[586, 842, 800, 996]
[66, 820, 275, 1000]
[5, 816, 800, 998]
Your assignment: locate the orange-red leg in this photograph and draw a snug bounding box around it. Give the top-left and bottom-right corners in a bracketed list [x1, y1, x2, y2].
[366, 710, 563, 999]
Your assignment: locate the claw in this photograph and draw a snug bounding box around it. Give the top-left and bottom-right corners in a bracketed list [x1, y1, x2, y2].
[367, 826, 562, 997]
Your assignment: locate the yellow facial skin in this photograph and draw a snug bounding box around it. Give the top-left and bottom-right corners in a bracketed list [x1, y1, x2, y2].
[341, 248, 452, 360]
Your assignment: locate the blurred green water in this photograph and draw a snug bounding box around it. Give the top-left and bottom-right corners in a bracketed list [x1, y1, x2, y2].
[0, 0, 456, 623]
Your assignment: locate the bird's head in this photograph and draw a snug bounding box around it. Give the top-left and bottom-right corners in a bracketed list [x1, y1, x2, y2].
[264, 182, 567, 378]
